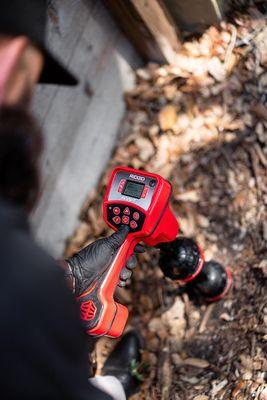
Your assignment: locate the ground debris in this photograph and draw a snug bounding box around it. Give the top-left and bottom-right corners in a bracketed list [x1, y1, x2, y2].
[65, 2, 267, 399]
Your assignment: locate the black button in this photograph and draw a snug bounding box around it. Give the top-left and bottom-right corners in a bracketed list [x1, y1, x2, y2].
[149, 179, 156, 187]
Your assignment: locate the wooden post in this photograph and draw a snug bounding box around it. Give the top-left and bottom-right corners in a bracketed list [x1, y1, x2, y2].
[104, 0, 181, 64]
[131, 0, 181, 64]
[104, 0, 165, 63]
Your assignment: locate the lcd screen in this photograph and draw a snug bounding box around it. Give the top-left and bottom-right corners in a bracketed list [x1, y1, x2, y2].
[122, 180, 145, 199]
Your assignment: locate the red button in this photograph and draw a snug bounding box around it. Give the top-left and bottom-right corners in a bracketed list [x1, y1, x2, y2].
[130, 220, 137, 229]
[113, 207, 120, 215]
[118, 179, 126, 193]
[141, 186, 149, 198]
[122, 216, 129, 224]
[113, 216, 121, 224]
[133, 212, 140, 221]
[123, 207, 130, 215]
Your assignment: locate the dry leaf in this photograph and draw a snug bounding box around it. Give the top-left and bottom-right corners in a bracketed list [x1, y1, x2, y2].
[254, 26, 267, 67]
[136, 68, 152, 81]
[240, 354, 254, 370]
[161, 297, 186, 337]
[158, 105, 177, 131]
[152, 135, 170, 168]
[259, 387, 267, 400]
[211, 379, 228, 396]
[251, 103, 267, 121]
[135, 136, 155, 161]
[163, 84, 177, 100]
[175, 190, 200, 203]
[256, 260, 267, 277]
[208, 57, 226, 82]
[183, 358, 210, 368]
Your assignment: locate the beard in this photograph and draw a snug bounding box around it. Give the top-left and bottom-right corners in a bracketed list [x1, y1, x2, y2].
[0, 104, 43, 211]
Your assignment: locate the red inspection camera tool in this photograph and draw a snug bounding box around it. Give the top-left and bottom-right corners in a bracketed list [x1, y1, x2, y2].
[78, 167, 179, 338]
[78, 167, 232, 338]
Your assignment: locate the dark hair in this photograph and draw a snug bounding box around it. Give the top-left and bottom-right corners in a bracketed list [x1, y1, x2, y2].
[0, 106, 42, 210]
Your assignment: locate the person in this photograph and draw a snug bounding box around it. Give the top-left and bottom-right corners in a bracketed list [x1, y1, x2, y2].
[0, 1, 143, 399]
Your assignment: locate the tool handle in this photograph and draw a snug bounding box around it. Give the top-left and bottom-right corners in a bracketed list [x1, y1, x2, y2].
[102, 236, 136, 295]
[77, 235, 137, 337]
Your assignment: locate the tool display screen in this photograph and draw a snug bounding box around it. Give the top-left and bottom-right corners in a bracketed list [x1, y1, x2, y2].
[122, 180, 145, 199]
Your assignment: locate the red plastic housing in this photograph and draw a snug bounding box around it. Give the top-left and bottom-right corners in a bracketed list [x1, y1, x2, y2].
[78, 167, 179, 338]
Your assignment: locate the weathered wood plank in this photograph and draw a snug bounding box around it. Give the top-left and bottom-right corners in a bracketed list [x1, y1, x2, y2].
[131, 0, 181, 64]
[104, 0, 165, 63]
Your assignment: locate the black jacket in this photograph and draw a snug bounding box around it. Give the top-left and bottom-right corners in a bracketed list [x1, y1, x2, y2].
[0, 200, 111, 400]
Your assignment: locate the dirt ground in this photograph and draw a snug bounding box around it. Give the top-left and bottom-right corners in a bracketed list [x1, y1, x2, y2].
[65, 2, 267, 399]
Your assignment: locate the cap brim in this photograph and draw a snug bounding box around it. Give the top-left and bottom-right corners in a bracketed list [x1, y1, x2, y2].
[38, 46, 78, 86]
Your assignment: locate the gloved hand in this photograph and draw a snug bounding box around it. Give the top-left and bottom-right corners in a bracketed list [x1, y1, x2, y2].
[66, 225, 143, 297]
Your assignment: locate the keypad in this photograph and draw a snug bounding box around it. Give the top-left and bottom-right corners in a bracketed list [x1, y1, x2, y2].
[107, 204, 145, 232]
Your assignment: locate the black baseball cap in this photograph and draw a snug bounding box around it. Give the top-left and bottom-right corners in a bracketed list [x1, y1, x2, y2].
[0, 0, 78, 85]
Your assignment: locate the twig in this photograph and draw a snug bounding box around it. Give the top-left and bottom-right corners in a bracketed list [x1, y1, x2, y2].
[251, 334, 256, 357]
[199, 304, 215, 333]
[224, 25, 237, 70]
[157, 284, 164, 308]
[254, 143, 267, 168]
[157, 339, 172, 400]
[248, 147, 261, 193]
[235, 23, 266, 47]
[221, 148, 236, 170]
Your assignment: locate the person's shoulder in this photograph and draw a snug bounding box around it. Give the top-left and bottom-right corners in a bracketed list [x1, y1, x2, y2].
[0, 225, 80, 326]
[1, 225, 63, 290]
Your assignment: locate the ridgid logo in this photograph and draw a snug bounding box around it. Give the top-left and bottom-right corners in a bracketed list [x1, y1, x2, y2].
[129, 174, 146, 182]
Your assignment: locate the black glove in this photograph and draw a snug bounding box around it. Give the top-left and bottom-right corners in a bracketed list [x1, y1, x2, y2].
[67, 225, 143, 297]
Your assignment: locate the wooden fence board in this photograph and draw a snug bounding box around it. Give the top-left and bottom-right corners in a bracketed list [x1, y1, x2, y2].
[104, 0, 181, 64]
[104, 0, 165, 63]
